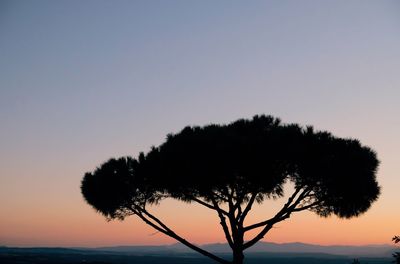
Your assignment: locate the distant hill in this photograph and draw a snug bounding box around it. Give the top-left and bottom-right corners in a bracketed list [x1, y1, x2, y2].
[91, 241, 396, 257]
[1, 244, 396, 264]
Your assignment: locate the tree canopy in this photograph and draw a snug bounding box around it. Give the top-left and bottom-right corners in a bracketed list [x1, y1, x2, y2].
[81, 115, 380, 264]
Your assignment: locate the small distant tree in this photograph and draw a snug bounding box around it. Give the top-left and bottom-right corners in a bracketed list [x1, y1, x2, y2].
[351, 259, 360, 264]
[393, 236, 400, 264]
[81, 115, 380, 264]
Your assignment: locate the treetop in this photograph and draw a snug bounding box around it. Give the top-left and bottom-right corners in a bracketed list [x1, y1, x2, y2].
[81, 115, 380, 220]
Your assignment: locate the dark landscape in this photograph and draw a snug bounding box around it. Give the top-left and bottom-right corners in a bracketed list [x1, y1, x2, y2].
[1, 242, 396, 264]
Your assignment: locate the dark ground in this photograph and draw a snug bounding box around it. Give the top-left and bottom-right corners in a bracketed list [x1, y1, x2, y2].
[0, 247, 393, 264]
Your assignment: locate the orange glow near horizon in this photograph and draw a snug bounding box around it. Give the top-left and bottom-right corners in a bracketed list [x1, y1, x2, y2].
[1, 185, 398, 247]
[1, 0, 400, 249]
[1, 137, 398, 248]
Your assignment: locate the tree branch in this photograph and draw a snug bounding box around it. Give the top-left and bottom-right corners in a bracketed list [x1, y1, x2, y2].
[238, 193, 257, 224]
[292, 201, 320, 212]
[225, 196, 241, 247]
[210, 197, 235, 249]
[190, 196, 229, 215]
[243, 187, 303, 232]
[131, 205, 230, 264]
[212, 191, 230, 202]
[243, 187, 312, 250]
[235, 203, 243, 222]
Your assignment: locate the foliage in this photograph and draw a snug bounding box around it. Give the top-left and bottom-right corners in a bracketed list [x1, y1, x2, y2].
[81, 115, 380, 264]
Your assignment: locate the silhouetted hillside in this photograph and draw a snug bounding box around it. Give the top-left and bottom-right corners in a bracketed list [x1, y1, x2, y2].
[91, 242, 396, 257]
[0, 246, 394, 264]
[1, 244, 396, 264]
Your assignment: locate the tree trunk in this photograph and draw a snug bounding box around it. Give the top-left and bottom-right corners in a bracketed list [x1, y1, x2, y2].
[232, 248, 244, 264]
[232, 220, 245, 264]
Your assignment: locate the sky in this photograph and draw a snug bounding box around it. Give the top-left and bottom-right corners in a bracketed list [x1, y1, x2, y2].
[0, 0, 400, 247]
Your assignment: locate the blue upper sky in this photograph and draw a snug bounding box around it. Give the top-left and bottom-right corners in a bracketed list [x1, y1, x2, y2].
[1, 0, 400, 246]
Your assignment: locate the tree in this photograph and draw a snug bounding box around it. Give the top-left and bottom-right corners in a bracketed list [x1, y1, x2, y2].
[81, 115, 380, 264]
[393, 236, 400, 264]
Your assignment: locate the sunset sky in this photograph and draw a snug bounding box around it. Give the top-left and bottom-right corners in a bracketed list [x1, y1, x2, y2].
[1, 0, 400, 247]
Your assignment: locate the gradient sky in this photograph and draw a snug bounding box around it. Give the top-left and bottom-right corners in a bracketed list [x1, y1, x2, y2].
[1, 0, 400, 247]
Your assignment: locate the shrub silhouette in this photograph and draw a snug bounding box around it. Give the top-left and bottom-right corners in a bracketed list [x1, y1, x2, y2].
[81, 115, 380, 264]
[393, 236, 400, 264]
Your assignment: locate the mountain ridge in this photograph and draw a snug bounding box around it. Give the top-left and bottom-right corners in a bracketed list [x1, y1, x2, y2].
[86, 241, 397, 257]
[2, 241, 396, 257]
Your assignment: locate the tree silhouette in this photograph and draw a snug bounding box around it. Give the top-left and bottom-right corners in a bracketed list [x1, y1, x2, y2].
[393, 236, 400, 264]
[81, 115, 380, 264]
